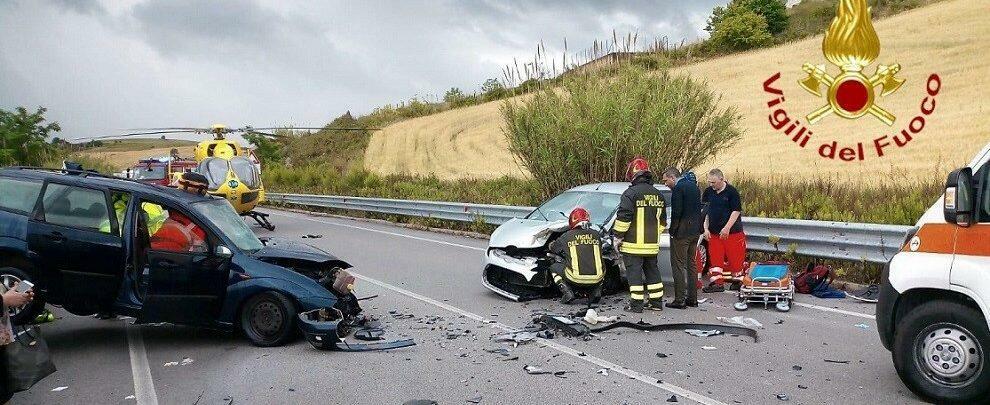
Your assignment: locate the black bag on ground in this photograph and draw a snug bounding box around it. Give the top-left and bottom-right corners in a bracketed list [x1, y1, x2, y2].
[5, 325, 56, 392]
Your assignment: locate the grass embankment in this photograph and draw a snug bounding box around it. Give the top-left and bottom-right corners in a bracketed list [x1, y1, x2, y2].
[365, 0, 985, 182]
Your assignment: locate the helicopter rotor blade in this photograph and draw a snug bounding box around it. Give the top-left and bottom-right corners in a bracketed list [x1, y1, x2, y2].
[243, 127, 380, 132]
[243, 131, 285, 138]
[123, 127, 206, 132]
[73, 131, 199, 141]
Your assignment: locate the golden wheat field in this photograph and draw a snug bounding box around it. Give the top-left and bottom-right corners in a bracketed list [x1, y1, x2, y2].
[365, 0, 989, 182]
[82, 146, 197, 170]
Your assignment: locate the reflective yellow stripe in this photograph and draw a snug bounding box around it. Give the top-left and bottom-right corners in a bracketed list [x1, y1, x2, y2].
[593, 245, 603, 277]
[636, 207, 645, 244]
[569, 245, 580, 278]
[646, 283, 663, 290]
[648, 290, 664, 298]
[552, 274, 563, 283]
[630, 293, 645, 300]
[620, 242, 660, 255]
[629, 285, 645, 292]
[614, 220, 630, 233]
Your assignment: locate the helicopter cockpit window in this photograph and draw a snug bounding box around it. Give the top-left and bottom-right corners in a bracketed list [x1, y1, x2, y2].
[229, 156, 259, 189]
[198, 158, 229, 190]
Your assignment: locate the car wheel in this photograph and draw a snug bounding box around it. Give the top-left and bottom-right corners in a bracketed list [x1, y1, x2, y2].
[0, 267, 45, 325]
[240, 291, 297, 347]
[893, 300, 990, 404]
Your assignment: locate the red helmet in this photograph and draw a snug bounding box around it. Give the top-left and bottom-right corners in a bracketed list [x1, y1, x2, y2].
[625, 157, 651, 181]
[569, 207, 591, 229]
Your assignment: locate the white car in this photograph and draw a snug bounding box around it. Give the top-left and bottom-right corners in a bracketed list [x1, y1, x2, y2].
[482, 182, 677, 301]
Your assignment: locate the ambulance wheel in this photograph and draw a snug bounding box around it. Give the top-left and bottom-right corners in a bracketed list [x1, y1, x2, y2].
[893, 300, 990, 404]
[241, 291, 298, 347]
[775, 300, 791, 312]
[733, 302, 748, 311]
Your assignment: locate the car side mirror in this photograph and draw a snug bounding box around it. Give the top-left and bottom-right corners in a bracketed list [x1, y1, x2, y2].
[944, 167, 975, 227]
[215, 245, 233, 259]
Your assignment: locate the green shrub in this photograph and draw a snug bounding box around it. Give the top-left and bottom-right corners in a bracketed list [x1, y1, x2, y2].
[709, 6, 774, 51]
[502, 66, 742, 198]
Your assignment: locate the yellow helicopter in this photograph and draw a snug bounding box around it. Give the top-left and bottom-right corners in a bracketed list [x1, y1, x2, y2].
[89, 124, 365, 230]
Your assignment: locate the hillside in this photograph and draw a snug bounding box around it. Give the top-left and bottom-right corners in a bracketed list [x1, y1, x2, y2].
[365, 0, 989, 181]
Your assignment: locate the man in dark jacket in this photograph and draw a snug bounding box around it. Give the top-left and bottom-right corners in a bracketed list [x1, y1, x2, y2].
[662, 168, 702, 309]
[613, 158, 666, 313]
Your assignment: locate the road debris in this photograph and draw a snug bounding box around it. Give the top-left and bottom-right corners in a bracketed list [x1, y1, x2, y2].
[51, 386, 68, 392]
[553, 371, 570, 378]
[717, 316, 764, 328]
[776, 393, 790, 401]
[656, 353, 669, 358]
[582, 309, 618, 325]
[163, 361, 179, 367]
[180, 357, 194, 366]
[467, 396, 483, 404]
[402, 400, 438, 405]
[667, 394, 679, 402]
[854, 323, 870, 329]
[589, 321, 759, 342]
[792, 365, 802, 371]
[355, 328, 385, 341]
[701, 346, 718, 351]
[685, 329, 723, 338]
[597, 368, 609, 376]
[524, 365, 550, 375]
[824, 359, 851, 364]
[494, 331, 543, 344]
[125, 395, 136, 400]
[301, 234, 323, 239]
[798, 385, 808, 389]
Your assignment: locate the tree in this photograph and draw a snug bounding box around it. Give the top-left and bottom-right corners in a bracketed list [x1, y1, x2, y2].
[706, 0, 788, 36]
[444, 87, 466, 105]
[481, 78, 507, 101]
[0, 106, 60, 166]
[709, 6, 774, 52]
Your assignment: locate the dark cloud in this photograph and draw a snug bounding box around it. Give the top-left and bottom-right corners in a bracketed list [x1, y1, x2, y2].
[0, 0, 727, 140]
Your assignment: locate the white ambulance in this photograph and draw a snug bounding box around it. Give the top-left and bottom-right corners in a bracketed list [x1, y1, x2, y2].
[878, 142, 990, 403]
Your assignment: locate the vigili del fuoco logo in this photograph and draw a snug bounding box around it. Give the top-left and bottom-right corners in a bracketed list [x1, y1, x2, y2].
[761, 0, 941, 162]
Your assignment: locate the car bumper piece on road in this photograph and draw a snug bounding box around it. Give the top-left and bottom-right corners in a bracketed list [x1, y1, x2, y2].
[297, 308, 416, 352]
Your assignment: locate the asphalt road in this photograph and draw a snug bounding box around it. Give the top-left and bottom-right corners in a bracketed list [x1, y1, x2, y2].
[11, 208, 924, 404]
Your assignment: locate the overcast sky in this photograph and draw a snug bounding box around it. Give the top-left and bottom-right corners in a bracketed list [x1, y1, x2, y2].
[0, 0, 728, 141]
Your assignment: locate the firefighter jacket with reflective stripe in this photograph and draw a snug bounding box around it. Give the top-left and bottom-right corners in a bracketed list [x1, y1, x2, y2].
[549, 228, 606, 285]
[613, 176, 666, 256]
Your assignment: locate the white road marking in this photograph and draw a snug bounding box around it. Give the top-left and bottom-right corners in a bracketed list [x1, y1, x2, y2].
[793, 302, 876, 319]
[354, 272, 727, 405]
[264, 210, 486, 251]
[125, 323, 159, 405]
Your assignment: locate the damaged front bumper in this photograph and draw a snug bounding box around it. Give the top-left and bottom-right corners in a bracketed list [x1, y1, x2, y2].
[297, 308, 416, 352]
[482, 248, 555, 302]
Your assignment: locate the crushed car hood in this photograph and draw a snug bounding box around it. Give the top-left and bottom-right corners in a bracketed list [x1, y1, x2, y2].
[253, 237, 349, 267]
[489, 218, 569, 249]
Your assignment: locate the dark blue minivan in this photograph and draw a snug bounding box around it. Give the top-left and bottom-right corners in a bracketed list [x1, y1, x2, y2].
[0, 167, 357, 346]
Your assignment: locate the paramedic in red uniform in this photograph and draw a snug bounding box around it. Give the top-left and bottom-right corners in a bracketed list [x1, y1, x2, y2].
[701, 168, 745, 293]
[149, 172, 209, 253]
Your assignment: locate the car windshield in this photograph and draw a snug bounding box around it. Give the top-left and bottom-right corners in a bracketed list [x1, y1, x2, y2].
[133, 165, 166, 180]
[193, 200, 264, 252]
[526, 191, 621, 225]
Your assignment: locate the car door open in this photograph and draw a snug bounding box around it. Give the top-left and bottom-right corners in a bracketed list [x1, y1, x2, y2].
[134, 200, 229, 326]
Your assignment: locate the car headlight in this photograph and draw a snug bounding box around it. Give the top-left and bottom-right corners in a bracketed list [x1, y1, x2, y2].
[490, 249, 538, 266]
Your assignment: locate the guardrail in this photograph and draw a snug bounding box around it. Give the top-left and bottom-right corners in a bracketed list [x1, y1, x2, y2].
[267, 192, 913, 264]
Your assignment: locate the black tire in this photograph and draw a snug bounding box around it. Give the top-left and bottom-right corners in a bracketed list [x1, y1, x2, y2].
[0, 267, 45, 325]
[893, 300, 990, 404]
[240, 291, 297, 347]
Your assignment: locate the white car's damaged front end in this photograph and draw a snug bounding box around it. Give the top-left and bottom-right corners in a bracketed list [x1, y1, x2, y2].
[482, 218, 570, 301]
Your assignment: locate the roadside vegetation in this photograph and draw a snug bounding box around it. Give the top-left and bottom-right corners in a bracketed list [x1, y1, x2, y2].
[503, 66, 741, 198]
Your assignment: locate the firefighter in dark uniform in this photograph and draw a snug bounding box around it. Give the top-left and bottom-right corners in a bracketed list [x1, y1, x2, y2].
[613, 158, 667, 313]
[547, 208, 606, 304]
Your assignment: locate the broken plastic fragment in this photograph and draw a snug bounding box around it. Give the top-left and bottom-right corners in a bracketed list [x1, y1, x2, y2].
[685, 329, 723, 338]
[667, 394, 679, 402]
[701, 346, 717, 350]
[51, 386, 68, 392]
[180, 357, 194, 366]
[792, 365, 802, 371]
[854, 323, 870, 329]
[524, 365, 549, 375]
[776, 393, 790, 401]
[582, 309, 618, 325]
[163, 361, 179, 367]
[467, 396, 482, 404]
[597, 368, 609, 376]
[717, 316, 763, 328]
[656, 353, 668, 358]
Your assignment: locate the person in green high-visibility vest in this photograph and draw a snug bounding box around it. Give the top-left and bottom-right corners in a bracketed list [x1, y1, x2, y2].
[99, 193, 166, 237]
